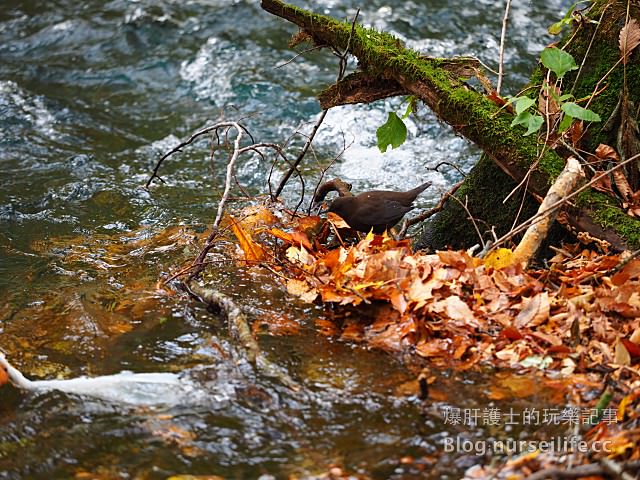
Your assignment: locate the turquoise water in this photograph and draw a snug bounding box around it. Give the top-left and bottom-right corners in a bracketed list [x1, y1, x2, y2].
[0, 1, 571, 478]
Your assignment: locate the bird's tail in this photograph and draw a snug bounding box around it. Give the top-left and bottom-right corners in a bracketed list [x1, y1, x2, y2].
[410, 181, 432, 196]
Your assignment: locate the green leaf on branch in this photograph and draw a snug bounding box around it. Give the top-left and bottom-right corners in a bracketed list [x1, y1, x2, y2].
[402, 96, 417, 119]
[511, 111, 544, 136]
[558, 114, 573, 132]
[540, 47, 578, 78]
[377, 112, 407, 152]
[547, 0, 589, 35]
[561, 102, 601, 122]
[514, 96, 536, 115]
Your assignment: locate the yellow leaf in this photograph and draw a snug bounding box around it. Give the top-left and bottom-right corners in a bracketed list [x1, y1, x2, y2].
[484, 248, 515, 269]
[618, 394, 633, 421]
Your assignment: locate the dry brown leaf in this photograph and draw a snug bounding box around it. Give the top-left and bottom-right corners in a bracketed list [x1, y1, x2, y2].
[619, 18, 640, 64]
[570, 120, 584, 147]
[436, 296, 479, 328]
[327, 211, 351, 229]
[515, 292, 550, 328]
[415, 338, 451, 358]
[286, 278, 318, 303]
[614, 338, 631, 365]
[538, 81, 561, 127]
[595, 143, 620, 162]
[627, 190, 640, 216]
[613, 168, 634, 202]
[286, 245, 314, 267]
[591, 172, 615, 195]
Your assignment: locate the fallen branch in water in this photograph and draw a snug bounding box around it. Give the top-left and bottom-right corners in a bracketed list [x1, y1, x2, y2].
[0, 351, 187, 406]
[186, 281, 301, 391]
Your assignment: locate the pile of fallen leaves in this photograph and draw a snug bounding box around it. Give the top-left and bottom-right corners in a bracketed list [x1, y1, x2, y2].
[226, 203, 640, 471]
[231, 207, 640, 372]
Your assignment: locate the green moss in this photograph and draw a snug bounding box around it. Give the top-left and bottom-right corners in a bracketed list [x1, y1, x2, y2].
[576, 190, 640, 248]
[418, 155, 542, 250]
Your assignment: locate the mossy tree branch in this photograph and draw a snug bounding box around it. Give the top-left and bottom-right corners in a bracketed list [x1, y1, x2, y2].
[262, 0, 640, 250]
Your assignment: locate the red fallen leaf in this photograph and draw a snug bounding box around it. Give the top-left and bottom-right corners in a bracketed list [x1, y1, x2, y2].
[487, 91, 513, 112]
[621, 338, 640, 358]
[0, 364, 8, 386]
[611, 259, 640, 285]
[546, 344, 572, 354]
[501, 326, 524, 341]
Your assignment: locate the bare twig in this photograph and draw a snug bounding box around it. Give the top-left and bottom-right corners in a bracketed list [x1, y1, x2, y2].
[490, 152, 640, 252]
[570, 6, 607, 96]
[496, 0, 512, 95]
[307, 131, 354, 214]
[428, 161, 469, 177]
[398, 181, 463, 238]
[186, 281, 300, 391]
[273, 110, 328, 200]
[450, 194, 487, 248]
[273, 8, 360, 201]
[275, 45, 325, 68]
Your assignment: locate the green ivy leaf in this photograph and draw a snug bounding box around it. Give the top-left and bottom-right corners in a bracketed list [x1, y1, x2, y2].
[540, 47, 578, 78]
[377, 112, 407, 153]
[511, 111, 544, 136]
[514, 96, 536, 115]
[558, 114, 573, 132]
[561, 102, 601, 122]
[547, 1, 587, 34]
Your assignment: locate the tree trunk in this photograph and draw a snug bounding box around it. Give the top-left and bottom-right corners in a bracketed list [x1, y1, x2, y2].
[261, 0, 640, 251]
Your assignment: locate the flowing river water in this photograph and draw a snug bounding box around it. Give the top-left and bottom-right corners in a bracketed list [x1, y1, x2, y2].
[1, 0, 572, 478]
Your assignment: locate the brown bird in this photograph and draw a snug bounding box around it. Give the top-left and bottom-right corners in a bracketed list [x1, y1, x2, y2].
[322, 181, 432, 233]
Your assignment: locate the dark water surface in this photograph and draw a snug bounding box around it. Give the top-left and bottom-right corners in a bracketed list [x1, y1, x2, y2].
[1, 0, 570, 478]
